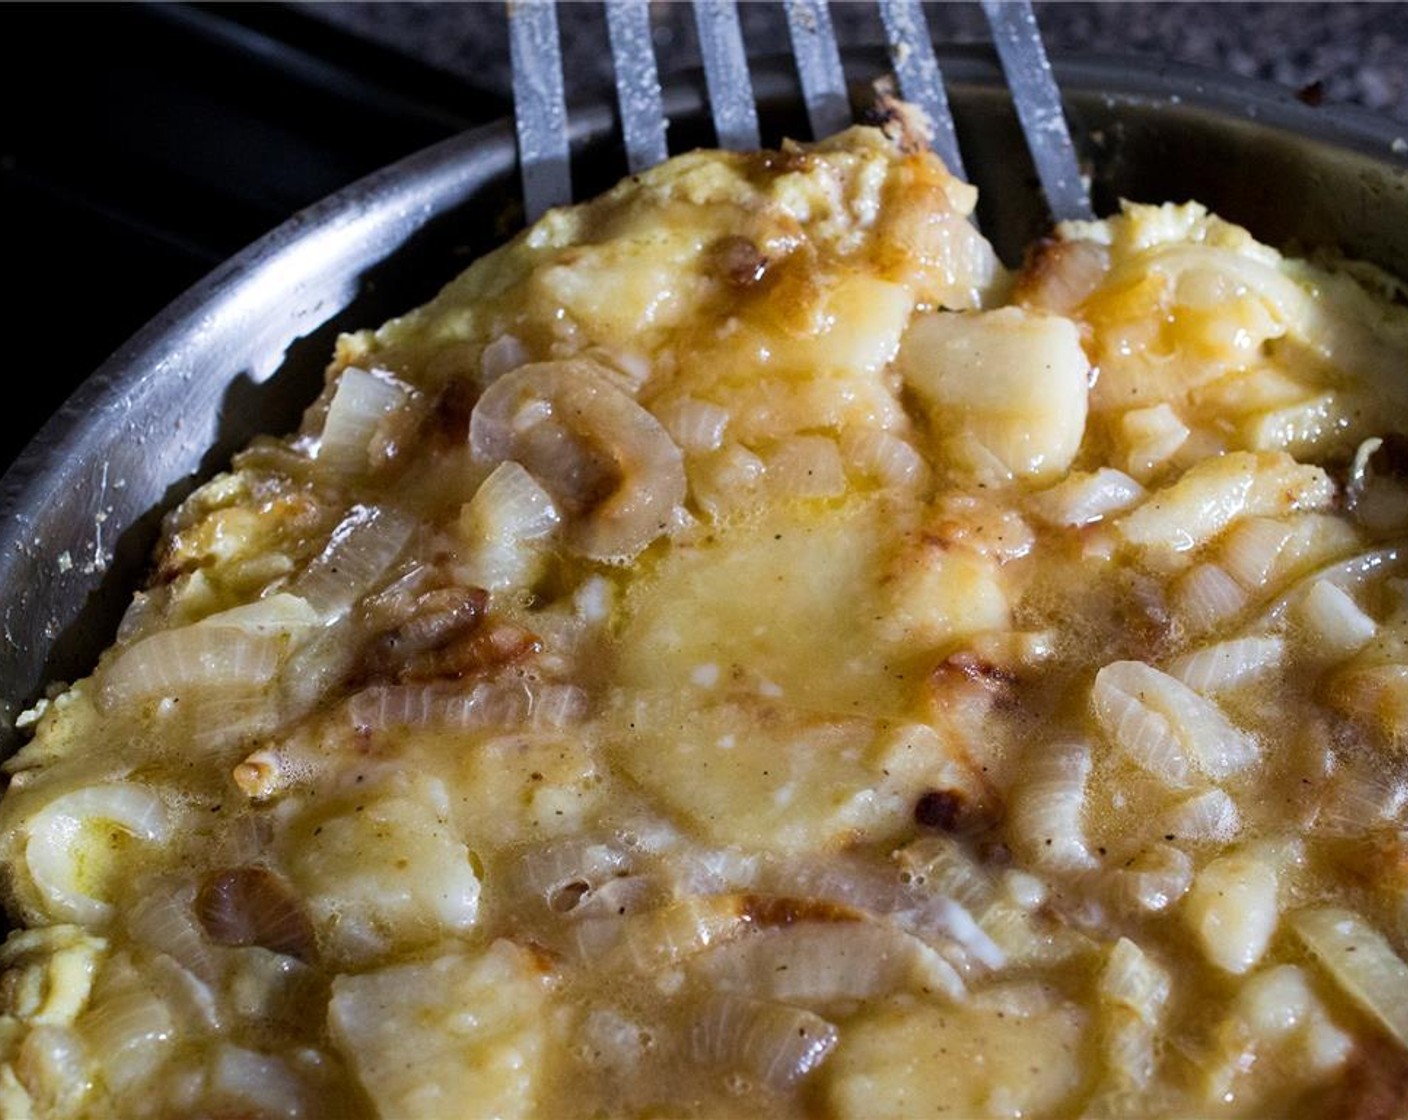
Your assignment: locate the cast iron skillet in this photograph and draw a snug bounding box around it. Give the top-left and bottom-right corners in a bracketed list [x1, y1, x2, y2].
[2, 47, 1406, 752]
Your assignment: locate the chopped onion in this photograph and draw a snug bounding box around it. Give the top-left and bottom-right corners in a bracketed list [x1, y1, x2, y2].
[293, 504, 417, 618]
[1118, 403, 1190, 482]
[480, 334, 530, 382]
[614, 894, 758, 970]
[1168, 636, 1284, 693]
[14, 1024, 90, 1116]
[839, 427, 930, 492]
[1099, 937, 1170, 1022]
[1011, 740, 1098, 871]
[1031, 468, 1146, 528]
[1292, 907, 1408, 1049]
[457, 460, 561, 591]
[79, 977, 175, 1094]
[689, 993, 838, 1090]
[346, 680, 584, 733]
[126, 878, 218, 982]
[25, 784, 170, 924]
[1158, 788, 1241, 845]
[99, 594, 307, 707]
[1172, 563, 1248, 636]
[1093, 661, 1257, 784]
[1221, 516, 1295, 590]
[469, 359, 686, 563]
[317, 367, 411, 480]
[764, 436, 847, 499]
[694, 921, 965, 1005]
[655, 396, 730, 454]
[514, 840, 632, 911]
[1295, 580, 1378, 653]
[1258, 545, 1405, 625]
[1313, 757, 1408, 835]
[692, 443, 766, 519]
[1105, 843, 1193, 914]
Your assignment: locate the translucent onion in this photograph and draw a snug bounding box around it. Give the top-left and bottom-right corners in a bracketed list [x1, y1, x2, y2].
[99, 604, 297, 709]
[764, 436, 847, 500]
[1292, 906, 1408, 1049]
[293, 504, 417, 618]
[125, 879, 217, 982]
[1220, 516, 1294, 590]
[689, 993, 839, 1090]
[692, 443, 766, 519]
[618, 895, 751, 971]
[14, 1024, 90, 1116]
[1258, 545, 1405, 625]
[1010, 740, 1098, 871]
[839, 427, 930, 492]
[1313, 757, 1408, 835]
[1168, 636, 1284, 693]
[1158, 788, 1241, 845]
[480, 333, 530, 382]
[1093, 661, 1258, 784]
[514, 840, 632, 911]
[1099, 937, 1170, 1023]
[1172, 563, 1248, 636]
[654, 396, 730, 454]
[469, 359, 686, 563]
[317, 367, 411, 480]
[694, 921, 965, 1004]
[78, 982, 175, 1093]
[1105, 843, 1193, 914]
[1031, 468, 1146, 528]
[457, 460, 561, 592]
[1295, 580, 1378, 653]
[25, 784, 170, 924]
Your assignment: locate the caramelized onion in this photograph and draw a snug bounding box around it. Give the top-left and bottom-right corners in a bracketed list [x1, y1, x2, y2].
[469, 360, 686, 563]
[195, 867, 318, 962]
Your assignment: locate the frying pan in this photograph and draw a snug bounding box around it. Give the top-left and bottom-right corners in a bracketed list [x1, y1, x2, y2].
[2, 47, 1406, 753]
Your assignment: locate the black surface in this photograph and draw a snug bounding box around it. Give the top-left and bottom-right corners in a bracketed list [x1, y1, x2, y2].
[0, 1, 502, 477]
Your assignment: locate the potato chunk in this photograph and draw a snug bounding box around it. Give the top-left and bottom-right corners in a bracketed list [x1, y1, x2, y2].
[898, 307, 1090, 482]
[825, 993, 1090, 1119]
[328, 940, 552, 1120]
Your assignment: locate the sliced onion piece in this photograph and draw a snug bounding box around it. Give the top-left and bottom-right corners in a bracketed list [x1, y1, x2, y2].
[293, 504, 417, 618]
[764, 436, 847, 500]
[98, 597, 314, 709]
[1168, 636, 1284, 694]
[457, 460, 561, 591]
[25, 784, 170, 924]
[1031, 468, 1145, 528]
[690, 993, 838, 1090]
[693, 920, 965, 1005]
[1291, 907, 1408, 1049]
[1295, 580, 1378, 654]
[1093, 661, 1258, 783]
[1157, 788, 1241, 845]
[1011, 740, 1098, 872]
[469, 359, 686, 563]
[1258, 545, 1406, 625]
[839, 427, 930, 492]
[655, 396, 730, 454]
[1105, 843, 1193, 914]
[1099, 937, 1170, 1023]
[345, 680, 587, 734]
[78, 981, 175, 1094]
[1172, 563, 1248, 636]
[317, 367, 411, 480]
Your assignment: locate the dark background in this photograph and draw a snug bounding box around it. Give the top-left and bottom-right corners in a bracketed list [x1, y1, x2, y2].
[2, 1, 1406, 476]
